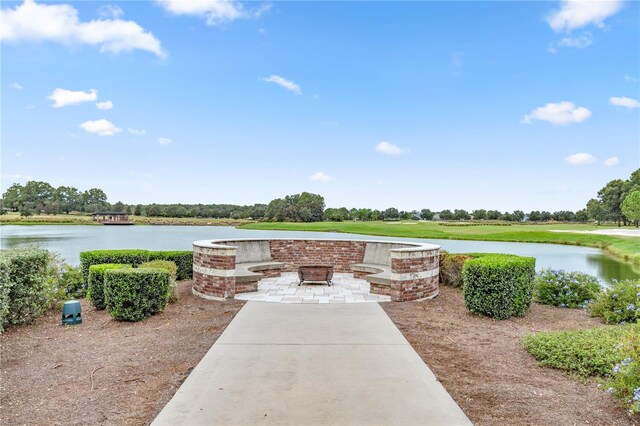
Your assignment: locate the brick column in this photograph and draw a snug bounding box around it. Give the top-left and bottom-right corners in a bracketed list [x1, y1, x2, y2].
[192, 241, 236, 300]
[389, 247, 440, 302]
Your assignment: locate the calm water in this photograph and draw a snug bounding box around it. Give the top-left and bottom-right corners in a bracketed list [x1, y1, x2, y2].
[1, 225, 638, 283]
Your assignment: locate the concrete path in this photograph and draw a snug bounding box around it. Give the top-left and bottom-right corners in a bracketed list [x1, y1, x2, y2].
[153, 302, 472, 426]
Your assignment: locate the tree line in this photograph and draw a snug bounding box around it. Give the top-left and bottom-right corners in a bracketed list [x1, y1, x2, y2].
[1, 168, 638, 226]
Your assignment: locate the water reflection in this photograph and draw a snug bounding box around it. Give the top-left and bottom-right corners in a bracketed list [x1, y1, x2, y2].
[586, 254, 640, 283]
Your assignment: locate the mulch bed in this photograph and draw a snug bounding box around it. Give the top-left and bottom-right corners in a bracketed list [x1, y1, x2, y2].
[0, 281, 244, 426]
[383, 286, 639, 426]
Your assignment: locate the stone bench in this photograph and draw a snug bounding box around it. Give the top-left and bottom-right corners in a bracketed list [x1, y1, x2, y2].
[192, 238, 440, 302]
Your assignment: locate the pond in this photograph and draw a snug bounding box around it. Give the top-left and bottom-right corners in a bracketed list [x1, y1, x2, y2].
[1, 225, 638, 284]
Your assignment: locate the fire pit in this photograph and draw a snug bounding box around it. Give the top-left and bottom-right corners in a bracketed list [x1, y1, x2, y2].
[298, 265, 334, 286]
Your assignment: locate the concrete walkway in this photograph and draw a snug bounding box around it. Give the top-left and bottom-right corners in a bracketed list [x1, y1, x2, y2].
[152, 302, 472, 426]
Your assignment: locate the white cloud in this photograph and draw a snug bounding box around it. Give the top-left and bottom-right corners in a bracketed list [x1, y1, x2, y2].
[625, 74, 639, 83]
[546, 0, 623, 32]
[79, 119, 121, 136]
[604, 156, 620, 166]
[262, 75, 302, 95]
[128, 128, 146, 136]
[522, 101, 591, 125]
[48, 88, 97, 107]
[9, 82, 23, 89]
[98, 4, 124, 19]
[549, 33, 593, 53]
[565, 152, 596, 165]
[158, 137, 172, 145]
[310, 171, 332, 183]
[96, 100, 113, 110]
[157, 0, 270, 25]
[1, 0, 165, 57]
[375, 141, 405, 155]
[609, 96, 640, 109]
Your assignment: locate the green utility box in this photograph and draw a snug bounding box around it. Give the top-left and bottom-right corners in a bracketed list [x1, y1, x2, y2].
[62, 300, 82, 325]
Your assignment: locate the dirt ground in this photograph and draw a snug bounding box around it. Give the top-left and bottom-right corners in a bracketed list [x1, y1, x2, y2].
[0, 281, 244, 426]
[383, 286, 639, 426]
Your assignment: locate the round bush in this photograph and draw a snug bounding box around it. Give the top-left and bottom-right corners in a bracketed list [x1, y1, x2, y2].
[534, 269, 601, 309]
[104, 268, 170, 322]
[439, 251, 470, 287]
[589, 279, 639, 324]
[87, 264, 131, 310]
[462, 254, 536, 319]
[80, 249, 151, 283]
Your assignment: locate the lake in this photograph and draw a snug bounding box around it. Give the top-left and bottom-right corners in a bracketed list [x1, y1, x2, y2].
[1, 225, 638, 283]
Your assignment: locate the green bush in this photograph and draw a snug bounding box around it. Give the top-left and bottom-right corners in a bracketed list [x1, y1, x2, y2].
[589, 279, 639, 324]
[140, 260, 178, 302]
[80, 249, 193, 282]
[104, 268, 170, 321]
[523, 323, 636, 377]
[439, 251, 470, 287]
[462, 254, 536, 319]
[87, 264, 132, 310]
[80, 249, 150, 282]
[0, 248, 50, 331]
[46, 252, 86, 309]
[147, 251, 192, 280]
[605, 329, 640, 415]
[534, 269, 601, 309]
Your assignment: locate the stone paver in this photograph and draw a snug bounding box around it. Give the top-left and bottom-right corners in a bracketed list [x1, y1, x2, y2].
[152, 302, 472, 426]
[235, 272, 392, 304]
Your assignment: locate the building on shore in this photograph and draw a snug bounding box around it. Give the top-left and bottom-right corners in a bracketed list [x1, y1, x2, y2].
[92, 212, 133, 225]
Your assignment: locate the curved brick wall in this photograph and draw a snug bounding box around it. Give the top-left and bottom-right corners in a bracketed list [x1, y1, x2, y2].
[192, 239, 440, 302]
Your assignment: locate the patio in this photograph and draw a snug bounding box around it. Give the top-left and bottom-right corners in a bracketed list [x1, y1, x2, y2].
[234, 272, 392, 303]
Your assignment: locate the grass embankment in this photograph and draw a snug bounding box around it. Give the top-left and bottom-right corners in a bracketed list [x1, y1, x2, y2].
[241, 221, 640, 265]
[0, 213, 252, 227]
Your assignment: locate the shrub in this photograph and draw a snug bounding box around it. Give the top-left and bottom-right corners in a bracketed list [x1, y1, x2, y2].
[0, 248, 50, 331]
[140, 260, 178, 302]
[462, 254, 536, 319]
[87, 264, 132, 310]
[605, 328, 640, 415]
[46, 252, 86, 309]
[104, 268, 170, 321]
[523, 324, 635, 377]
[589, 279, 640, 324]
[534, 269, 601, 309]
[439, 251, 470, 287]
[80, 249, 150, 282]
[147, 251, 192, 280]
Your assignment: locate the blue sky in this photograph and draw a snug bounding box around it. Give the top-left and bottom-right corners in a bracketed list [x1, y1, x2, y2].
[2, 0, 639, 211]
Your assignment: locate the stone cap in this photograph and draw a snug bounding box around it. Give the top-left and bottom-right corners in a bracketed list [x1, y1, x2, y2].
[193, 238, 440, 253]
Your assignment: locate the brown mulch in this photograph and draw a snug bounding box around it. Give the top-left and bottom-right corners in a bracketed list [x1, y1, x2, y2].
[383, 286, 639, 426]
[0, 281, 244, 426]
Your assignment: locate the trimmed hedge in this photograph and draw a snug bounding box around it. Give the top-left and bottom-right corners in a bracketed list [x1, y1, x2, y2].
[462, 254, 536, 319]
[104, 268, 170, 321]
[140, 260, 178, 302]
[80, 249, 193, 282]
[147, 251, 192, 280]
[87, 264, 131, 310]
[0, 248, 50, 331]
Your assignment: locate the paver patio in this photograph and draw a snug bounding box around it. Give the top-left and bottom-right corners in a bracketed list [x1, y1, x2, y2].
[234, 272, 392, 304]
[152, 302, 472, 425]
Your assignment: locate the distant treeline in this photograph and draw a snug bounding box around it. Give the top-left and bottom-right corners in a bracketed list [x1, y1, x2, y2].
[1, 168, 638, 225]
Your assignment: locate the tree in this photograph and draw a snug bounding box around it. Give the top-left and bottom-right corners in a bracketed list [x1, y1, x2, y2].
[528, 211, 541, 222]
[512, 210, 525, 222]
[420, 209, 434, 220]
[471, 209, 487, 220]
[575, 209, 588, 223]
[540, 211, 552, 221]
[486, 210, 501, 220]
[598, 179, 626, 226]
[113, 201, 126, 212]
[383, 207, 399, 220]
[622, 190, 640, 227]
[453, 209, 470, 220]
[439, 209, 454, 220]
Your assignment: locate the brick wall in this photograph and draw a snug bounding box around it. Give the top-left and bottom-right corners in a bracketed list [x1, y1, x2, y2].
[269, 239, 367, 273]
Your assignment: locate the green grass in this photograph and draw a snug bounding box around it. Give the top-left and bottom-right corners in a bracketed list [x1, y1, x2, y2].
[240, 221, 640, 265]
[522, 324, 637, 377]
[0, 213, 252, 227]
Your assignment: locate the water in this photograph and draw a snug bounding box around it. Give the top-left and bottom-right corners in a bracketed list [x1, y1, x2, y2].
[1, 225, 638, 283]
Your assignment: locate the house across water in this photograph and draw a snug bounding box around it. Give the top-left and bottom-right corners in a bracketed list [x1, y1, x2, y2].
[92, 212, 133, 225]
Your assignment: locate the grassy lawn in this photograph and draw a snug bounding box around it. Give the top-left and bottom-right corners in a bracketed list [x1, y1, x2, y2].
[0, 213, 252, 226]
[241, 221, 640, 264]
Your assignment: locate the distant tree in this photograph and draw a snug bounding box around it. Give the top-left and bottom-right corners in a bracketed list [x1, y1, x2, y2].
[113, 201, 126, 212]
[575, 209, 589, 223]
[384, 207, 399, 220]
[512, 210, 525, 222]
[502, 212, 515, 222]
[134, 204, 143, 216]
[540, 211, 552, 221]
[598, 179, 626, 226]
[486, 210, 501, 220]
[439, 209, 454, 220]
[420, 208, 434, 220]
[622, 190, 640, 227]
[528, 211, 541, 222]
[453, 209, 470, 220]
[471, 209, 487, 220]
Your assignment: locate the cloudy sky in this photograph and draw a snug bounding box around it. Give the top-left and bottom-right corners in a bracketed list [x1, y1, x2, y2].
[2, 0, 639, 211]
